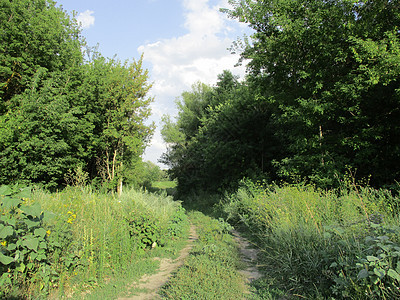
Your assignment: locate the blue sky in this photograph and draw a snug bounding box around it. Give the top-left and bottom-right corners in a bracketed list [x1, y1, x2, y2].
[56, 0, 252, 168]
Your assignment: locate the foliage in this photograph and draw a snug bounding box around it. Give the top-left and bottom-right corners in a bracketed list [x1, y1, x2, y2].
[328, 223, 400, 299]
[162, 0, 400, 195]
[221, 180, 400, 298]
[79, 55, 154, 192]
[0, 1, 154, 190]
[0, 0, 83, 113]
[222, 0, 400, 187]
[0, 185, 189, 298]
[0, 185, 61, 297]
[161, 71, 280, 195]
[160, 211, 247, 299]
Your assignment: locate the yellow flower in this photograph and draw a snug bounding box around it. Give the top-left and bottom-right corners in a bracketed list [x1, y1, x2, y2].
[66, 211, 77, 224]
[1, 241, 7, 247]
[46, 230, 51, 236]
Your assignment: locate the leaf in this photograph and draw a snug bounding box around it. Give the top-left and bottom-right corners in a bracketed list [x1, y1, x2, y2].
[0, 225, 13, 239]
[34, 228, 46, 238]
[42, 210, 55, 222]
[387, 269, 400, 281]
[25, 219, 39, 229]
[21, 202, 42, 218]
[7, 243, 16, 251]
[0, 185, 12, 196]
[373, 267, 385, 278]
[15, 187, 31, 199]
[22, 237, 39, 252]
[367, 255, 379, 262]
[357, 269, 369, 280]
[1, 197, 22, 209]
[30, 252, 38, 261]
[16, 262, 26, 273]
[0, 252, 14, 265]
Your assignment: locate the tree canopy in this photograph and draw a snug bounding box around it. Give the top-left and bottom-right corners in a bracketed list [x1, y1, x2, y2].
[0, 0, 154, 190]
[162, 0, 400, 194]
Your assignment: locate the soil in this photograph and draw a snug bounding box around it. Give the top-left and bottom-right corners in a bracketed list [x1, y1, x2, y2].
[231, 229, 263, 283]
[118, 225, 262, 299]
[118, 225, 198, 300]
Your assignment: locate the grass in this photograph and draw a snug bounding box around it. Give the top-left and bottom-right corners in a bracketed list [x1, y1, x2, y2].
[152, 181, 177, 189]
[148, 180, 177, 196]
[221, 180, 400, 299]
[0, 185, 189, 299]
[160, 210, 250, 299]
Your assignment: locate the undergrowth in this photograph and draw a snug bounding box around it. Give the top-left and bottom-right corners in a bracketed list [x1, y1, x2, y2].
[222, 180, 400, 299]
[0, 185, 189, 299]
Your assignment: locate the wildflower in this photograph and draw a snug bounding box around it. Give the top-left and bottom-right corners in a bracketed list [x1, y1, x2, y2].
[67, 211, 77, 224]
[46, 230, 51, 236]
[1, 240, 7, 247]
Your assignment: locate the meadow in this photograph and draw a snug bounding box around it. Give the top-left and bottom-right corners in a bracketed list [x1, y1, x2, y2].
[0, 185, 189, 299]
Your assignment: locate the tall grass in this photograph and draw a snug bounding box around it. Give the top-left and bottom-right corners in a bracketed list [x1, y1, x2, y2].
[1, 185, 188, 298]
[222, 180, 400, 299]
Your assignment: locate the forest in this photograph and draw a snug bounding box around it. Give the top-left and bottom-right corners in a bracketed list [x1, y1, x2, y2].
[1, 0, 400, 299]
[162, 0, 400, 195]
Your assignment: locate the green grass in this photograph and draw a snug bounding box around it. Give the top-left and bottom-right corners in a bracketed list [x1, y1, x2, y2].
[0, 185, 189, 299]
[160, 211, 250, 299]
[152, 181, 177, 189]
[221, 180, 400, 299]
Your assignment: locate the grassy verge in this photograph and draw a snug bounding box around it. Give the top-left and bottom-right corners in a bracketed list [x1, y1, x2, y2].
[221, 180, 400, 299]
[149, 181, 177, 196]
[160, 210, 249, 299]
[0, 185, 189, 299]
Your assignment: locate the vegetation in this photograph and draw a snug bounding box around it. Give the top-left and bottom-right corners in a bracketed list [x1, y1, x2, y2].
[160, 211, 247, 299]
[0, 0, 154, 191]
[162, 0, 400, 194]
[221, 180, 400, 299]
[1, 0, 400, 298]
[0, 184, 189, 298]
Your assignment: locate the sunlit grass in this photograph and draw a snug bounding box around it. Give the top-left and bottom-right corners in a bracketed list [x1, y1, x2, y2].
[222, 181, 400, 298]
[26, 186, 189, 298]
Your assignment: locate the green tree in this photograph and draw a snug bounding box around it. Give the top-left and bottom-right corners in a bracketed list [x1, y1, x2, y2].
[223, 0, 400, 187]
[161, 71, 281, 194]
[78, 55, 154, 193]
[0, 1, 154, 190]
[0, 0, 83, 113]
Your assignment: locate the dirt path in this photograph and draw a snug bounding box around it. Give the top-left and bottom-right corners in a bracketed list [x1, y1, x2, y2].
[118, 225, 262, 300]
[118, 225, 198, 300]
[231, 229, 263, 283]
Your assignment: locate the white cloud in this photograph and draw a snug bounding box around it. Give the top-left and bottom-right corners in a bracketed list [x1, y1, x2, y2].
[77, 10, 95, 29]
[140, 0, 251, 167]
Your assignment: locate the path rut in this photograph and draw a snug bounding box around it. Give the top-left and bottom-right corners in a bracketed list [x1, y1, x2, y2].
[118, 225, 262, 299]
[118, 225, 198, 300]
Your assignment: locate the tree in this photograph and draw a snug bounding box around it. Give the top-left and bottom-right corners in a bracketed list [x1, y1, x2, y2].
[223, 0, 400, 187]
[0, 1, 154, 190]
[161, 71, 281, 194]
[78, 55, 154, 193]
[0, 0, 83, 113]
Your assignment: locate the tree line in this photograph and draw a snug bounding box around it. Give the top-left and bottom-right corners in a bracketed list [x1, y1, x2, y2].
[161, 0, 400, 194]
[0, 0, 154, 191]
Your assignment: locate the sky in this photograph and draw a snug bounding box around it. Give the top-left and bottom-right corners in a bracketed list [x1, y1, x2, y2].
[56, 0, 253, 168]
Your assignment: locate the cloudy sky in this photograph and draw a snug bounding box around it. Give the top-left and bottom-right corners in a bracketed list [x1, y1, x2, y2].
[56, 0, 252, 168]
